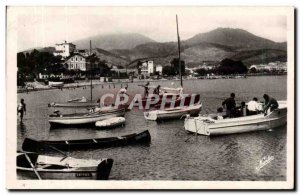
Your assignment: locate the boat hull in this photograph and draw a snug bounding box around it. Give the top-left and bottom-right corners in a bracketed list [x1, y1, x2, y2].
[48, 81, 64, 87]
[17, 167, 99, 180]
[144, 103, 202, 121]
[184, 107, 287, 136]
[22, 130, 151, 152]
[49, 102, 99, 108]
[17, 153, 113, 180]
[49, 109, 125, 126]
[134, 94, 200, 109]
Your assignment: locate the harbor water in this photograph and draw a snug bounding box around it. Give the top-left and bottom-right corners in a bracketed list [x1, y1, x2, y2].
[17, 76, 287, 180]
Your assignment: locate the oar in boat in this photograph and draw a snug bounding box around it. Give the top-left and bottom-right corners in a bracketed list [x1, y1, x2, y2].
[24, 153, 42, 180]
[46, 145, 69, 159]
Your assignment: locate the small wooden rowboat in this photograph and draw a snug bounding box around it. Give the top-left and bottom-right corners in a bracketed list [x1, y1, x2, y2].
[184, 101, 287, 136]
[17, 152, 113, 180]
[48, 102, 99, 108]
[22, 130, 151, 152]
[95, 117, 126, 128]
[67, 97, 88, 103]
[48, 108, 125, 126]
[48, 81, 64, 88]
[144, 103, 202, 121]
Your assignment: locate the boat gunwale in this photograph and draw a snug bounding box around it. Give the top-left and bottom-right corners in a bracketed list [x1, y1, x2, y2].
[17, 166, 97, 173]
[208, 114, 287, 130]
[23, 130, 149, 145]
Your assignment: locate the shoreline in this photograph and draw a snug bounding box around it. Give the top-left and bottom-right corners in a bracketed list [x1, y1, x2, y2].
[17, 74, 287, 94]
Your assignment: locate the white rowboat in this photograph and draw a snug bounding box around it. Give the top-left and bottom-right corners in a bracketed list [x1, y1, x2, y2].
[144, 103, 202, 121]
[49, 108, 125, 126]
[184, 100, 287, 136]
[95, 117, 126, 128]
[48, 81, 64, 87]
[17, 152, 113, 180]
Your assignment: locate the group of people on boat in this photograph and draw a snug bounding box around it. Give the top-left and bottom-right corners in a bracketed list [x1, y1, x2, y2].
[220, 93, 279, 119]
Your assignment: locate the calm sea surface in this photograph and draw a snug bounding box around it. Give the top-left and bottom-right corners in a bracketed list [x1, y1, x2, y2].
[17, 76, 287, 180]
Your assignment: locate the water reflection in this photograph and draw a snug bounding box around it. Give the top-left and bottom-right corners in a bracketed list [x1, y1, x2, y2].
[16, 76, 287, 180]
[17, 121, 26, 137]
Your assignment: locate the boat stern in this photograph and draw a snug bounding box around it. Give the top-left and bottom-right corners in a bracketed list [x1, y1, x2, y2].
[144, 111, 157, 121]
[184, 116, 210, 136]
[96, 158, 114, 180]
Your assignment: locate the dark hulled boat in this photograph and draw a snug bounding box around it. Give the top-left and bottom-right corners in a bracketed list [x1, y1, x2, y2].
[22, 130, 151, 152]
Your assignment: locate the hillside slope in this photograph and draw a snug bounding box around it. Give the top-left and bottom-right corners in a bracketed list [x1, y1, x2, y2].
[73, 33, 155, 50]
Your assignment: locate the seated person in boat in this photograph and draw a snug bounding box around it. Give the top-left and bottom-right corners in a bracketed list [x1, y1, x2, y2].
[235, 102, 247, 117]
[80, 96, 87, 102]
[208, 107, 224, 120]
[247, 97, 262, 115]
[262, 94, 279, 113]
[51, 110, 62, 117]
[222, 93, 236, 118]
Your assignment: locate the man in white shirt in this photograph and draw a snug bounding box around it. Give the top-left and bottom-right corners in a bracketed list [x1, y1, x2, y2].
[247, 97, 261, 115]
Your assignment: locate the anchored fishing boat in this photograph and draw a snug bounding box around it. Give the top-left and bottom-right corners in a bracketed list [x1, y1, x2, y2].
[133, 89, 180, 108]
[135, 16, 200, 110]
[144, 102, 202, 121]
[67, 97, 88, 103]
[48, 101, 99, 108]
[48, 41, 102, 108]
[17, 152, 113, 180]
[95, 117, 126, 128]
[48, 107, 125, 126]
[184, 101, 287, 136]
[22, 130, 151, 152]
[48, 81, 64, 88]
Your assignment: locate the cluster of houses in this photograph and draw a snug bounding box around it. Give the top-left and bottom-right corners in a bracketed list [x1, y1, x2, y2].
[249, 61, 287, 73]
[53, 41, 101, 72]
[40, 41, 164, 79]
[187, 61, 287, 75]
[139, 61, 163, 76]
[40, 41, 287, 80]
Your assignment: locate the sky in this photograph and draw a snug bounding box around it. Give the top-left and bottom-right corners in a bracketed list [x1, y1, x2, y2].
[8, 6, 288, 52]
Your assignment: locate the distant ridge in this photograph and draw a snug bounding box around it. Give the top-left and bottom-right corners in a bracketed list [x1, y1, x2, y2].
[73, 33, 155, 50]
[21, 47, 55, 54]
[185, 28, 286, 51]
[20, 28, 287, 68]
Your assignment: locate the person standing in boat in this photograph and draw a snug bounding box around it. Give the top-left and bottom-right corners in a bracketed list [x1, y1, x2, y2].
[17, 98, 26, 122]
[153, 85, 161, 95]
[222, 93, 236, 118]
[139, 82, 149, 98]
[118, 86, 129, 102]
[263, 94, 279, 114]
[247, 97, 261, 115]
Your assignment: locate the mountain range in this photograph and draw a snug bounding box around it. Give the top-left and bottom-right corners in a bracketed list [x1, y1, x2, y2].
[73, 33, 155, 50]
[21, 28, 287, 68]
